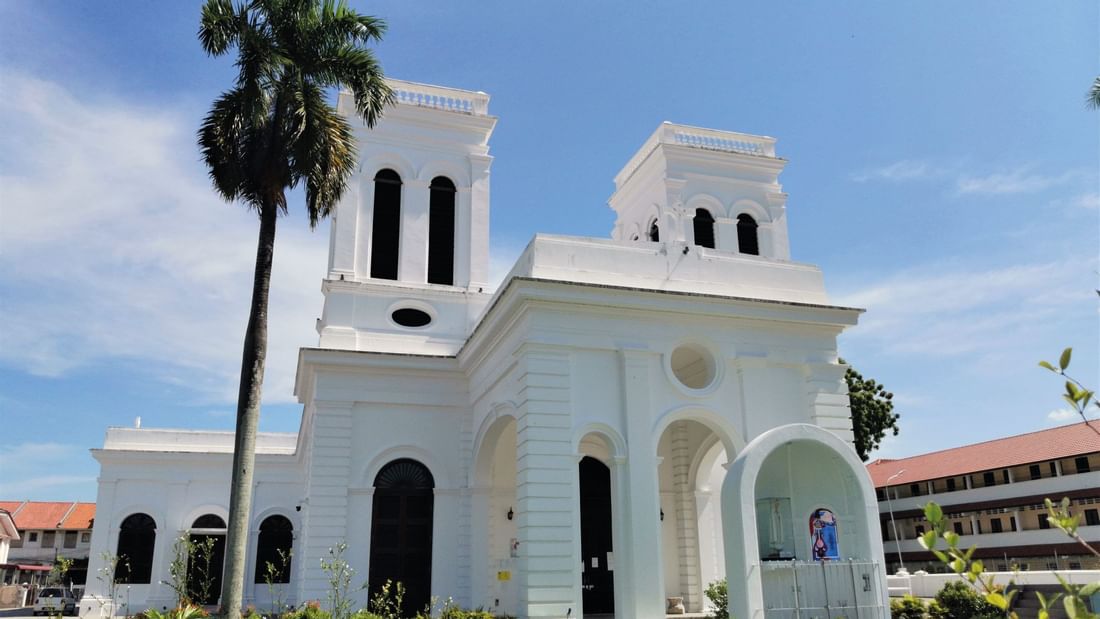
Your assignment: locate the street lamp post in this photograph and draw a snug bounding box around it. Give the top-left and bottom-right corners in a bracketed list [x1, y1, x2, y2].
[885, 469, 907, 575]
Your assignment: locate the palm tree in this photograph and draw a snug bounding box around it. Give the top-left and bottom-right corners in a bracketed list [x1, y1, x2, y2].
[197, 1, 391, 616]
[1089, 77, 1100, 109]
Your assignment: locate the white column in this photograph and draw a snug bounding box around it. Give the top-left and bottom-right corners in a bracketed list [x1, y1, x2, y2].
[354, 178, 376, 279]
[804, 363, 853, 442]
[400, 179, 430, 283]
[671, 423, 702, 612]
[469, 487, 491, 610]
[514, 347, 578, 618]
[620, 348, 665, 619]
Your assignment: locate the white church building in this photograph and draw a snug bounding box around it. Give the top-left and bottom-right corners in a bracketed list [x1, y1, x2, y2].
[83, 80, 889, 619]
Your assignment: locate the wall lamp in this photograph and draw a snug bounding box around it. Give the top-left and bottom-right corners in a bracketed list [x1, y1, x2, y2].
[507, 507, 514, 521]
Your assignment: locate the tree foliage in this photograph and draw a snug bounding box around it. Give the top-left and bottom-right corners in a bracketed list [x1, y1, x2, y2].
[841, 359, 899, 461]
[196, 2, 391, 617]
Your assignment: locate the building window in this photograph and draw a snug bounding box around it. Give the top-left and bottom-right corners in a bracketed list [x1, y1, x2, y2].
[427, 176, 456, 285]
[648, 220, 660, 242]
[254, 515, 294, 584]
[736, 214, 759, 255]
[982, 471, 995, 487]
[1085, 509, 1100, 526]
[1050, 462, 1058, 476]
[28, 532, 38, 543]
[1075, 456, 1091, 473]
[370, 169, 402, 280]
[115, 513, 156, 584]
[1002, 470, 1010, 484]
[1038, 513, 1050, 530]
[692, 208, 715, 248]
[1070, 562, 1082, 570]
[915, 525, 925, 536]
[81, 532, 91, 543]
[946, 478, 956, 491]
[909, 483, 921, 497]
[975, 521, 982, 534]
[1010, 516, 1017, 531]
[990, 518, 1003, 533]
[41, 531, 55, 548]
[953, 521, 964, 535]
[64, 531, 77, 548]
[876, 489, 885, 501]
[1030, 464, 1042, 480]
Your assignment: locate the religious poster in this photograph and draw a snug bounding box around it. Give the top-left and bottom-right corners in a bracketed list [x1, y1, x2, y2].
[809, 508, 839, 561]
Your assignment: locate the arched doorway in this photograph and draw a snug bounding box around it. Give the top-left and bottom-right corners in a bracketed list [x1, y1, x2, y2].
[369, 459, 434, 616]
[579, 456, 614, 615]
[188, 514, 227, 606]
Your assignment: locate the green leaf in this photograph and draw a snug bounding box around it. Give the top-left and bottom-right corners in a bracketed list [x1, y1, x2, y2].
[1080, 582, 1100, 597]
[987, 592, 1007, 610]
[971, 559, 984, 576]
[925, 502, 943, 524]
[1060, 347, 1072, 370]
[1039, 360, 1056, 371]
[931, 549, 949, 562]
[943, 531, 959, 546]
[919, 531, 937, 550]
[950, 558, 965, 573]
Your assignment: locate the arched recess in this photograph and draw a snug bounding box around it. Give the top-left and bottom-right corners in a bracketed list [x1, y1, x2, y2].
[736, 214, 760, 256]
[654, 412, 741, 615]
[188, 513, 228, 605]
[360, 445, 451, 492]
[254, 514, 294, 583]
[693, 208, 716, 248]
[575, 431, 623, 618]
[371, 168, 402, 280]
[369, 459, 435, 618]
[721, 424, 888, 619]
[115, 513, 156, 584]
[470, 413, 519, 615]
[427, 176, 456, 285]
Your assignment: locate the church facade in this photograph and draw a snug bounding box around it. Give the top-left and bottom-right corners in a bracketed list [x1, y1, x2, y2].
[83, 80, 889, 619]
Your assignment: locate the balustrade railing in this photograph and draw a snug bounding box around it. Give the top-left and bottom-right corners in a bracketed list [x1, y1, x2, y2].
[388, 79, 489, 116]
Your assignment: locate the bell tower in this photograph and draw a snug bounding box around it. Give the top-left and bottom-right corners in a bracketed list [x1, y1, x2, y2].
[318, 79, 497, 354]
[608, 122, 791, 260]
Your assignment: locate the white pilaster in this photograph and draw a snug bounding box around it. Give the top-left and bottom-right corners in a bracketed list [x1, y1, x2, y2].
[400, 179, 430, 284]
[619, 348, 665, 619]
[514, 348, 578, 618]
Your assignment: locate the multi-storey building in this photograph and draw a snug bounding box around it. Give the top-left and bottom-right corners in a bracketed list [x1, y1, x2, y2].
[0, 501, 96, 589]
[867, 421, 1100, 573]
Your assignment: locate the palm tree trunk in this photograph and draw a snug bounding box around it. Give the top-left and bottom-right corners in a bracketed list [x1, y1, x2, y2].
[221, 203, 277, 618]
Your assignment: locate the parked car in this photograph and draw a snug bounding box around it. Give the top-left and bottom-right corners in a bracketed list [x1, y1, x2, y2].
[33, 587, 77, 616]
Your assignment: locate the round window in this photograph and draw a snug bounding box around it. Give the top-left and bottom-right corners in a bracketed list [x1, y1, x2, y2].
[670, 344, 717, 390]
[391, 308, 432, 328]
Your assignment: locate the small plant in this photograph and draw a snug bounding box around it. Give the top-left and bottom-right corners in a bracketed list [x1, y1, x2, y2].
[143, 604, 210, 619]
[927, 581, 1001, 619]
[320, 543, 361, 619]
[188, 536, 218, 606]
[97, 551, 129, 616]
[704, 578, 729, 619]
[284, 601, 331, 619]
[165, 535, 193, 607]
[890, 594, 926, 619]
[368, 580, 405, 619]
[264, 548, 293, 617]
[50, 557, 74, 587]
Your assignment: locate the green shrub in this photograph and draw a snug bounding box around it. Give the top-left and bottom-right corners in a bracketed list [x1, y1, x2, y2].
[704, 578, 729, 619]
[928, 581, 1001, 619]
[349, 611, 383, 619]
[285, 601, 332, 619]
[890, 595, 927, 619]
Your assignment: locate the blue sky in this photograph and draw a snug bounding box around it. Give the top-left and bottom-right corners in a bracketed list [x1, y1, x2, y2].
[1, 2, 1097, 502]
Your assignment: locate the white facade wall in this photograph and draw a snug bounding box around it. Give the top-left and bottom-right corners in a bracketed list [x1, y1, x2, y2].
[85, 79, 881, 619]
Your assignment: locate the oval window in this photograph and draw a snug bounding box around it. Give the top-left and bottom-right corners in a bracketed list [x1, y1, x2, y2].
[392, 308, 432, 328]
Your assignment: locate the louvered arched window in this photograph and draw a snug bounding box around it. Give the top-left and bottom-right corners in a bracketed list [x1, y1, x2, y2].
[115, 513, 156, 584]
[736, 214, 759, 255]
[254, 515, 293, 583]
[369, 459, 434, 617]
[371, 169, 402, 280]
[693, 208, 715, 248]
[427, 176, 456, 285]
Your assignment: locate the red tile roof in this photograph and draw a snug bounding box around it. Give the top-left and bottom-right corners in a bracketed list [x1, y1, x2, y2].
[0, 501, 96, 530]
[866, 421, 1100, 487]
[60, 503, 95, 529]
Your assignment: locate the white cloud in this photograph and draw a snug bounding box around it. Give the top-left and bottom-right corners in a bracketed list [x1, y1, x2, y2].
[956, 167, 1079, 195]
[0, 443, 97, 500]
[0, 70, 326, 404]
[1073, 192, 1100, 210]
[835, 257, 1096, 358]
[851, 160, 939, 183]
[1046, 408, 1078, 423]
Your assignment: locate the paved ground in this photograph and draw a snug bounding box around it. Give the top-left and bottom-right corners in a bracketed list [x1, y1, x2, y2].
[0, 610, 37, 619]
